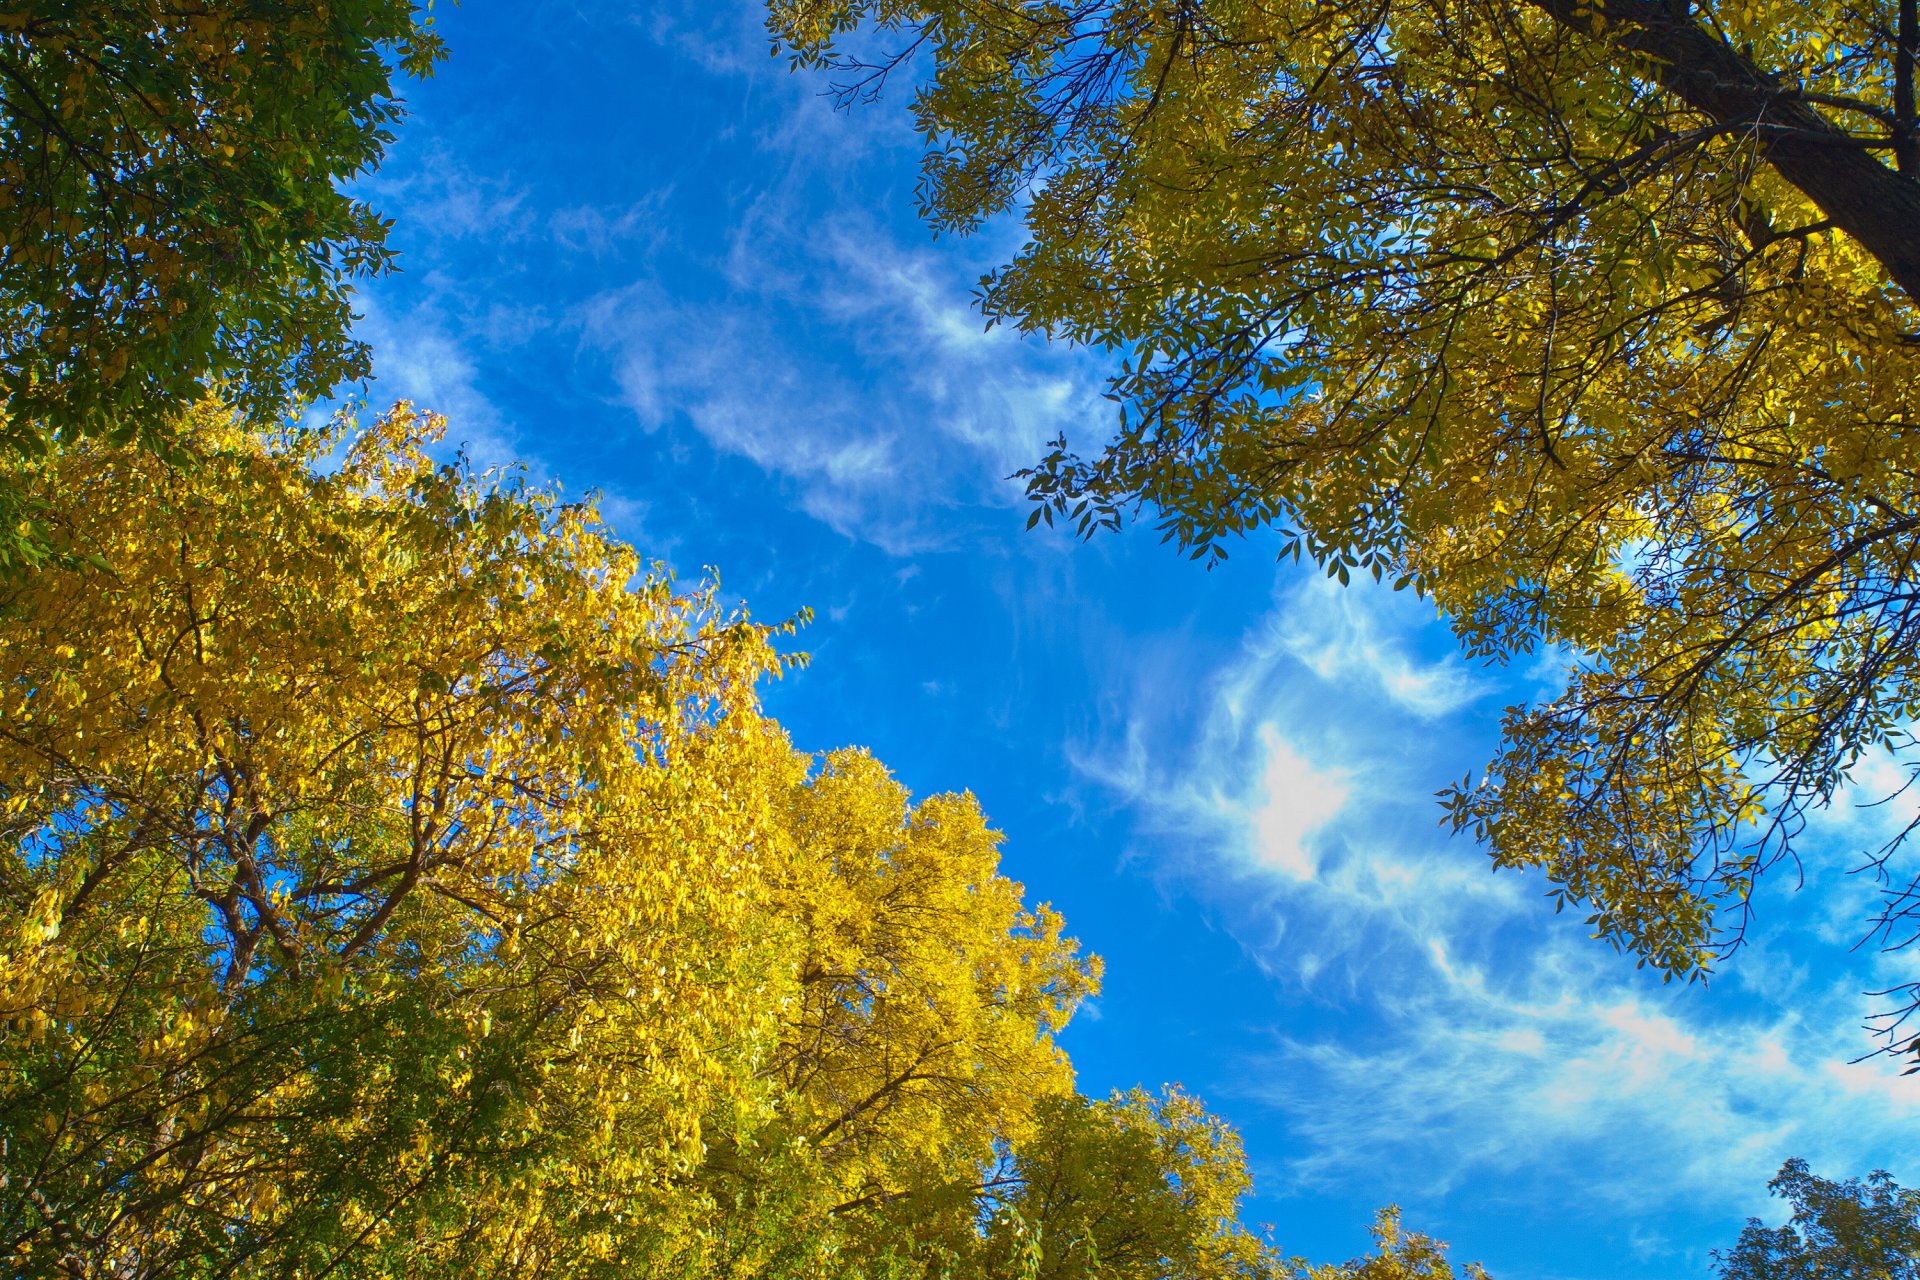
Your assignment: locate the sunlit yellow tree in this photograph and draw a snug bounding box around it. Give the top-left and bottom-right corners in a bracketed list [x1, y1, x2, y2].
[709, 749, 1096, 1275]
[971, 1088, 1290, 1280]
[1304, 1208, 1490, 1280]
[769, 0, 1920, 1031]
[0, 404, 799, 1276]
[2, 404, 1293, 1279]
[771, 751, 1094, 1193]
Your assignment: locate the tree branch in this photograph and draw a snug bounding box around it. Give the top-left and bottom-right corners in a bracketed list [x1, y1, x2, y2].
[1899, 0, 1917, 174]
[1531, 0, 1920, 303]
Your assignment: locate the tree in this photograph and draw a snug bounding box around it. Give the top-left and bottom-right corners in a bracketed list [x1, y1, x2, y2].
[1304, 1207, 1489, 1280]
[759, 749, 1096, 1213]
[768, 0, 1920, 1025]
[0, 1, 443, 569]
[678, 748, 1099, 1279]
[10, 403, 1279, 1280]
[972, 1088, 1289, 1280]
[0, 403, 802, 1276]
[1716, 1158, 1920, 1280]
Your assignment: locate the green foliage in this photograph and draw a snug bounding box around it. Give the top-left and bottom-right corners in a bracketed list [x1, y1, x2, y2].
[0, 0, 442, 564]
[1716, 1159, 1920, 1280]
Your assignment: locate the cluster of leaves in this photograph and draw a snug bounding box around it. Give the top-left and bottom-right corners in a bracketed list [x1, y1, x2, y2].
[767, 0, 1920, 1023]
[0, 0, 443, 570]
[0, 407, 1309, 1278]
[1716, 1158, 1920, 1279]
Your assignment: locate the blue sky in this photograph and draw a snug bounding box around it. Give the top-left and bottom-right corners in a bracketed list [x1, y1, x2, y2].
[345, 4, 1920, 1274]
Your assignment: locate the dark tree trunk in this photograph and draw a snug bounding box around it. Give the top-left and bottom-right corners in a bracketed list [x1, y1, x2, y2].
[1533, 0, 1920, 306]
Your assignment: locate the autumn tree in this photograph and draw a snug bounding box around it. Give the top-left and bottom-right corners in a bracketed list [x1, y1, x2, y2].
[656, 748, 1099, 1278]
[1716, 1159, 1920, 1280]
[970, 1088, 1289, 1280]
[1303, 1209, 1490, 1280]
[743, 751, 1096, 1243]
[0, 1, 443, 568]
[0, 404, 801, 1276]
[1, 403, 1308, 1279]
[767, 0, 1920, 1030]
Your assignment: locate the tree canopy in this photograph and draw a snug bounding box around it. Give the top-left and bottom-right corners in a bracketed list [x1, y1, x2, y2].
[1305, 1208, 1490, 1280]
[1716, 1159, 1920, 1280]
[767, 0, 1920, 1023]
[0, 0, 442, 568]
[0, 405, 1291, 1278]
[2, 4, 1906, 1274]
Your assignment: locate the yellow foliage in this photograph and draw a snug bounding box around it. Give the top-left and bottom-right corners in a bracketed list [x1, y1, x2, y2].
[0, 404, 796, 1275]
[1305, 1208, 1490, 1280]
[0, 405, 1131, 1279]
[769, 0, 1920, 996]
[978, 1088, 1290, 1280]
[766, 749, 1096, 1213]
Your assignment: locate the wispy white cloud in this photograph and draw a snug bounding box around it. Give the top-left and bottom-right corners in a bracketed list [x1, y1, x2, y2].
[1079, 570, 1920, 1217]
[355, 0, 1107, 556]
[1245, 729, 1349, 882]
[580, 212, 1106, 553]
[814, 226, 1094, 479]
[365, 146, 538, 247]
[1262, 953, 1920, 1215]
[537, 0, 1115, 554]
[549, 193, 675, 259]
[349, 288, 518, 463]
[583, 280, 930, 552]
[345, 205, 691, 551]
[1275, 577, 1478, 719]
